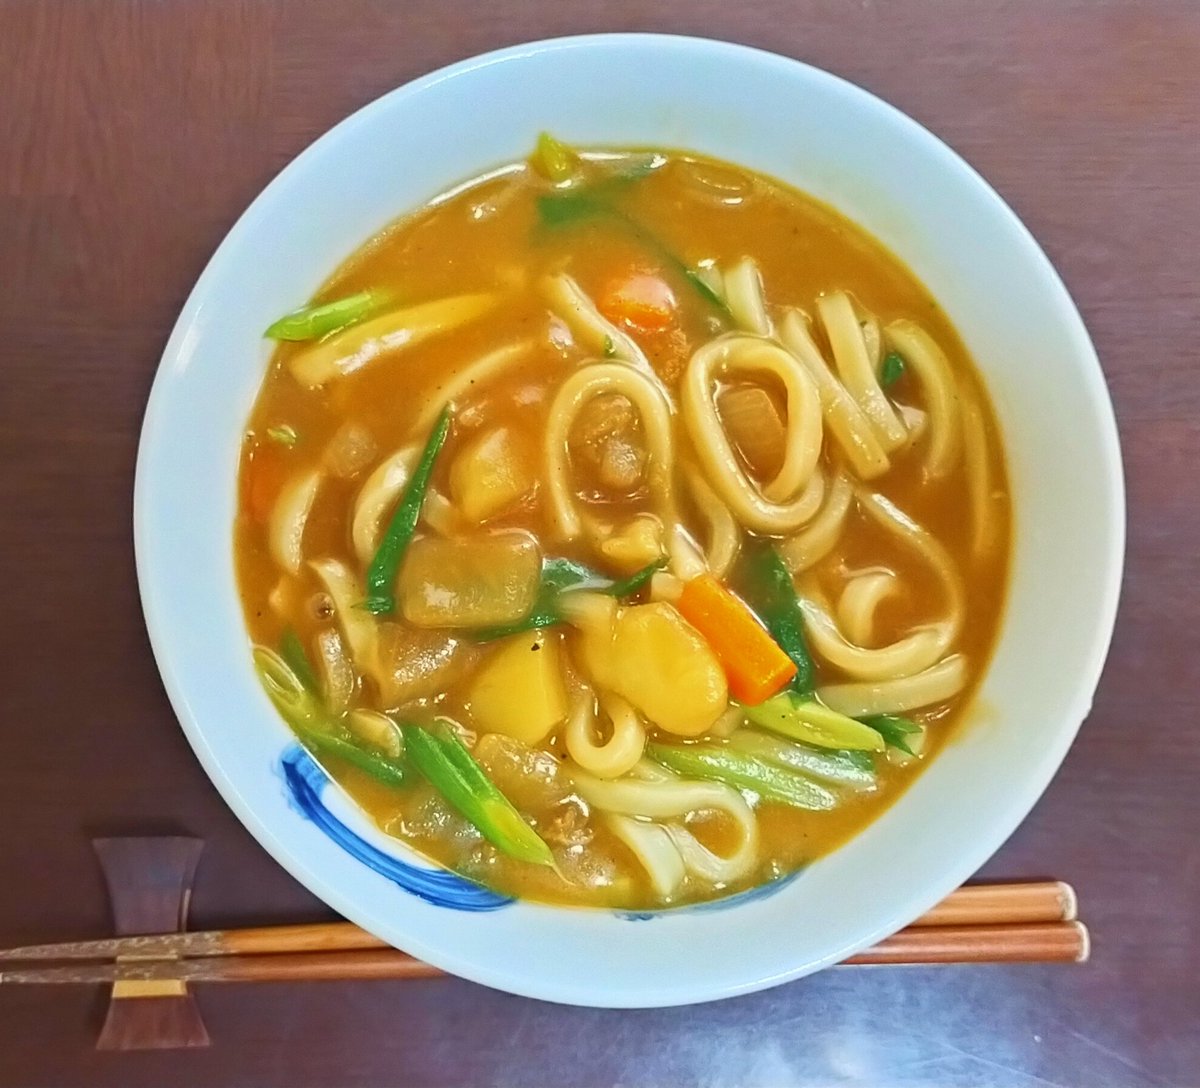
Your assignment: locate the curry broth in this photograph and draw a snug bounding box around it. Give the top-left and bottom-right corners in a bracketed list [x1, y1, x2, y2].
[235, 150, 1010, 909]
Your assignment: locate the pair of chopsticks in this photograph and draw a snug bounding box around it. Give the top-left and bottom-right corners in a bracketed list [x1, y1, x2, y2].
[0, 881, 1086, 984]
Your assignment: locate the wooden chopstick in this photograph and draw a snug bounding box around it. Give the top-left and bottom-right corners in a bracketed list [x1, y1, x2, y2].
[0, 921, 386, 962]
[908, 880, 1077, 927]
[845, 921, 1089, 965]
[0, 880, 1075, 964]
[0, 951, 440, 985]
[0, 921, 1089, 984]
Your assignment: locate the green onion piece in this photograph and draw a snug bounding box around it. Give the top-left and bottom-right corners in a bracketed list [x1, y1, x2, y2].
[266, 424, 299, 447]
[602, 334, 617, 358]
[253, 646, 323, 730]
[363, 405, 452, 615]
[880, 351, 906, 389]
[861, 713, 922, 756]
[475, 557, 597, 641]
[254, 645, 406, 788]
[475, 557, 663, 641]
[838, 748, 877, 772]
[298, 729, 407, 787]
[536, 191, 730, 320]
[279, 628, 318, 693]
[540, 556, 600, 590]
[647, 743, 838, 810]
[602, 557, 666, 598]
[682, 268, 730, 314]
[742, 693, 885, 752]
[531, 131, 577, 182]
[536, 190, 607, 227]
[264, 289, 383, 341]
[733, 541, 816, 697]
[402, 724, 555, 867]
[726, 729, 876, 788]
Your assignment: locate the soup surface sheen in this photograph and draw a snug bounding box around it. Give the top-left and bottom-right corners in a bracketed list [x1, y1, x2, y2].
[236, 146, 1010, 909]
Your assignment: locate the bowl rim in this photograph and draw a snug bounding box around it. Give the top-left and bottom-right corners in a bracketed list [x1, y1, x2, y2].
[134, 31, 1126, 1006]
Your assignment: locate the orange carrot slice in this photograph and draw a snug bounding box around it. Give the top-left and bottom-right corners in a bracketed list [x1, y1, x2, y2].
[598, 273, 677, 332]
[676, 574, 798, 706]
[245, 447, 287, 524]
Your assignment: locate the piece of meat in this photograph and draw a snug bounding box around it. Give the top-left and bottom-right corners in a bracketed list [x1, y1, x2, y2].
[570, 393, 648, 496]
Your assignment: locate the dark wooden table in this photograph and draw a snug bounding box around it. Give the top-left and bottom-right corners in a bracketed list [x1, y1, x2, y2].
[2, 3, 1197, 1085]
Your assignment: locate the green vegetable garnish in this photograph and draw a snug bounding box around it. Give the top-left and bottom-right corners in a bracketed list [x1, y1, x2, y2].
[402, 724, 554, 867]
[536, 189, 731, 320]
[726, 729, 876, 787]
[253, 646, 407, 789]
[603, 557, 666, 598]
[535, 158, 660, 224]
[279, 628, 318, 693]
[862, 713, 923, 756]
[602, 334, 617, 358]
[363, 405, 452, 615]
[742, 694, 885, 752]
[297, 729, 407, 787]
[733, 541, 816, 697]
[254, 646, 323, 730]
[266, 424, 299, 447]
[880, 350, 906, 388]
[536, 190, 607, 227]
[531, 131, 577, 182]
[264, 290, 384, 341]
[648, 743, 837, 810]
[476, 557, 664, 641]
[682, 268, 728, 313]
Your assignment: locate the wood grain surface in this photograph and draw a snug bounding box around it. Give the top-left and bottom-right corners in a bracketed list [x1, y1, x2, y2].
[1, 2, 1197, 1085]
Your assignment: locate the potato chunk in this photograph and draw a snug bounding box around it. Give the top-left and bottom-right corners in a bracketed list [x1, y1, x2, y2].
[399, 531, 541, 628]
[580, 602, 727, 736]
[468, 629, 568, 744]
[599, 514, 665, 574]
[449, 426, 534, 523]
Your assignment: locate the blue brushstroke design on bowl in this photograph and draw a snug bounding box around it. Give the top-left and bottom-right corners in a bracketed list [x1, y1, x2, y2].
[617, 868, 804, 921]
[279, 743, 512, 912]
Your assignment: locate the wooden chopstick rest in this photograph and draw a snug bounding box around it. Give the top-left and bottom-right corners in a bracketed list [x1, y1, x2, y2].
[92, 837, 210, 1050]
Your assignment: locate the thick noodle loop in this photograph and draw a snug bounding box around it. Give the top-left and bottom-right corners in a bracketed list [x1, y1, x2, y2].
[779, 310, 890, 480]
[819, 654, 968, 717]
[960, 389, 1000, 556]
[544, 363, 693, 573]
[884, 319, 962, 479]
[565, 688, 647, 779]
[722, 258, 772, 336]
[798, 489, 965, 681]
[683, 466, 742, 578]
[540, 274, 656, 378]
[309, 557, 379, 681]
[352, 446, 416, 564]
[412, 340, 535, 433]
[778, 471, 853, 574]
[682, 334, 825, 534]
[817, 291, 908, 452]
[606, 815, 686, 898]
[269, 470, 321, 574]
[837, 569, 901, 647]
[571, 760, 759, 889]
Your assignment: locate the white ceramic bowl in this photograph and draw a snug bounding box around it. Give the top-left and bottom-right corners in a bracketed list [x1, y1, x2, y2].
[135, 34, 1124, 1007]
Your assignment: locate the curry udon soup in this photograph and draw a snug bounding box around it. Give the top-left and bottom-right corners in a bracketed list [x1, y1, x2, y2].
[237, 138, 1010, 909]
